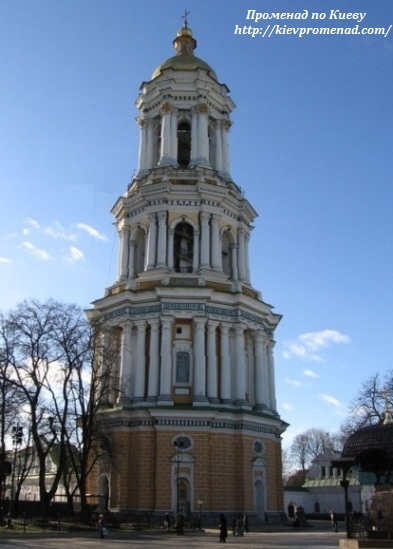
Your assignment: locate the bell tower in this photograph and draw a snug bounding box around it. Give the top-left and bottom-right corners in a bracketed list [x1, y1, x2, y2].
[90, 20, 287, 524]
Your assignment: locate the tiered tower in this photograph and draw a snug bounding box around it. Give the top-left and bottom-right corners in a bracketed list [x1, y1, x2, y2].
[90, 21, 287, 523]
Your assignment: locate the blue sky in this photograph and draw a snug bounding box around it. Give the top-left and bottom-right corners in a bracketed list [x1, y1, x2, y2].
[1, 0, 392, 448]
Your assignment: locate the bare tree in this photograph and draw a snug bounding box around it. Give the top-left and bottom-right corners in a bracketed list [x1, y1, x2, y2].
[290, 432, 309, 471]
[340, 371, 393, 438]
[0, 313, 26, 503]
[60, 319, 118, 518]
[290, 428, 337, 471]
[0, 299, 116, 517]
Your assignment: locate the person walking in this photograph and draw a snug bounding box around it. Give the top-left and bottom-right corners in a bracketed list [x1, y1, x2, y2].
[330, 510, 338, 532]
[175, 512, 184, 535]
[219, 513, 228, 543]
[97, 513, 106, 539]
[243, 512, 249, 533]
[231, 515, 237, 536]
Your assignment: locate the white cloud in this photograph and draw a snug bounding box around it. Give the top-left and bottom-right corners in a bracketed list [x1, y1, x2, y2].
[282, 402, 294, 411]
[319, 393, 342, 408]
[66, 246, 84, 263]
[44, 221, 77, 241]
[25, 217, 40, 230]
[285, 377, 303, 387]
[0, 257, 12, 264]
[283, 329, 351, 362]
[77, 223, 107, 241]
[303, 369, 318, 379]
[22, 241, 50, 260]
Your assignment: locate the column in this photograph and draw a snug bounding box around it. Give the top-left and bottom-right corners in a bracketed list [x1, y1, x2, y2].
[190, 107, 198, 164]
[230, 244, 238, 281]
[246, 334, 253, 406]
[170, 109, 178, 162]
[214, 120, 223, 172]
[167, 228, 174, 271]
[222, 120, 231, 174]
[118, 227, 129, 281]
[234, 324, 247, 406]
[156, 211, 168, 268]
[137, 118, 147, 172]
[237, 227, 247, 282]
[207, 321, 219, 403]
[210, 214, 221, 271]
[266, 340, 277, 411]
[158, 317, 173, 404]
[158, 103, 172, 165]
[117, 322, 133, 404]
[100, 330, 111, 405]
[220, 323, 232, 403]
[245, 233, 251, 283]
[128, 239, 136, 280]
[146, 119, 154, 169]
[133, 320, 147, 401]
[197, 103, 209, 165]
[200, 213, 210, 269]
[192, 229, 200, 272]
[146, 213, 157, 270]
[193, 318, 208, 403]
[254, 330, 268, 409]
[147, 319, 160, 401]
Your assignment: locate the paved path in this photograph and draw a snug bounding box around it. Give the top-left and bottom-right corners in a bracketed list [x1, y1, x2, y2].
[0, 527, 346, 548]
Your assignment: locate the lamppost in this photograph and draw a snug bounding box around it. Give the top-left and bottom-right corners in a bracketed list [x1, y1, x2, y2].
[198, 497, 203, 529]
[10, 423, 23, 516]
[173, 440, 184, 514]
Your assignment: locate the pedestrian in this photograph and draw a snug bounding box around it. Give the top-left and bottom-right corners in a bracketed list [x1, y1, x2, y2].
[330, 510, 338, 532]
[292, 509, 300, 531]
[243, 512, 249, 533]
[219, 513, 228, 543]
[231, 515, 237, 536]
[175, 512, 184, 535]
[97, 513, 106, 539]
[164, 512, 170, 530]
[236, 514, 244, 537]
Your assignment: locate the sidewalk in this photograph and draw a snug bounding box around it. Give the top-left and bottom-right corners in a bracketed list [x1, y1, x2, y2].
[0, 523, 346, 548]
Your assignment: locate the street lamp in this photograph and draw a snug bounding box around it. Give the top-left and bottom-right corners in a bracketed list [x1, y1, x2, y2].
[173, 440, 184, 514]
[198, 497, 203, 529]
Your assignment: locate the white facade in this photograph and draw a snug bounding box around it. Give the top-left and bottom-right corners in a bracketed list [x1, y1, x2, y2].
[284, 452, 376, 516]
[93, 24, 283, 415]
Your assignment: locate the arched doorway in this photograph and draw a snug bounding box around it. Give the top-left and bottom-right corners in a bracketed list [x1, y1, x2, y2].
[254, 479, 266, 522]
[178, 479, 190, 516]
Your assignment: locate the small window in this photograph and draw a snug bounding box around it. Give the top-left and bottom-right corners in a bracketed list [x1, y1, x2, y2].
[176, 351, 190, 383]
[176, 327, 182, 334]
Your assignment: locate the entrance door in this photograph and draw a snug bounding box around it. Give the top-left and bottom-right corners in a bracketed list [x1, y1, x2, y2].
[178, 480, 189, 516]
[254, 479, 266, 522]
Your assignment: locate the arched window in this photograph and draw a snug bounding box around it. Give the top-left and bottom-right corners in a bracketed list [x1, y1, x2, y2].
[134, 227, 146, 276]
[176, 351, 190, 383]
[174, 222, 194, 273]
[177, 122, 191, 167]
[221, 230, 231, 276]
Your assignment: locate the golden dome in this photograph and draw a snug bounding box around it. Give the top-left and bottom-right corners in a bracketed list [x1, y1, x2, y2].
[151, 25, 218, 81]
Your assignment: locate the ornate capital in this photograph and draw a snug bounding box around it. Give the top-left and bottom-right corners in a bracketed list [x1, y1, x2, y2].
[197, 103, 208, 115]
[161, 102, 172, 114]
